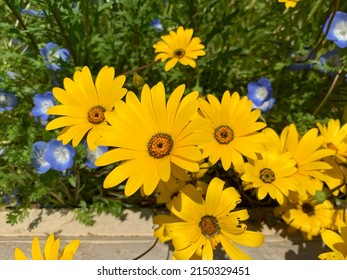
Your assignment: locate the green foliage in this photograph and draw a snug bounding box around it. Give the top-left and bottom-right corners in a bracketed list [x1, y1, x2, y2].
[1, 0, 347, 226]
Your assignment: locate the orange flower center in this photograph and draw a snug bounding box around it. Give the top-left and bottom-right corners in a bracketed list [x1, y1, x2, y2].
[147, 133, 173, 159]
[199, 215, 220, 238]
[260, 168, 275, 183]
[214, 125, 234, 144]
[173, 48, 185, 59]
[87, 106, 106, 124]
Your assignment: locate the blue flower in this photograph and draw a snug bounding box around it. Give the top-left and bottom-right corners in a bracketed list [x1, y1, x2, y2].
[40, 42, 70, 71]
[150, 19, 164, 32]
[317, 49, 343, 76]
[0, 148, 4, 156]
[31, 91, 55, 122]
[323, 11, 347, 48]
[31, 141, 52, 174]
[20, 7, 45, 17]
[85, 145, 108, 168]
[289, 48, 316, 71]
[0, 90, 18, 112]
[44, 139, 75, 172]
[3, 188, 21, 207]
[247, 78, 274, 113]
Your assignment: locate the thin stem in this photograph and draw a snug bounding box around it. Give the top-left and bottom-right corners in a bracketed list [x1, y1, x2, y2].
[307, 0, 325, 22]
[81, 0, 90, 65]
[297, 0, 339, 63]
[313, 69, 342, 116]
[120, 60, 160, 76]
[45, 0, 78, 65]
[4, 0, 40, 54]
[75, 169, 81, 204]
[132, 238, 159, 260]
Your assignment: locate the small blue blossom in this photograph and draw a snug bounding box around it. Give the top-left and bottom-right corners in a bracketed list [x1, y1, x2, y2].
[0, 148, 4, 156]
[44, 139, 75, 172]
[323, 11, 347, 48]
[150, 19, 164, 32]
[40, 42, 70, 71]
[289, 48, 316, 71]
[317, 49, 343, 76]
[85, 145, 109, 168]
[7, 71, 19, 80]
[3, 188, 21, 207]
[0, 90, 18, 112]
[247, 78, 275, 113]
[20, 7, 45, 17]
[31, 141, 52, 174]
[31, 91, 55, 122]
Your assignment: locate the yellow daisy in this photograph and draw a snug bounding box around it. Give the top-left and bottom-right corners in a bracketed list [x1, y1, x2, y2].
[154, 177, 264, 260]
[320, 156, 346, 196]
[264, 124, 335, 195]
[317, 118, 347, 162]
[198, 91, 267, 173]
[153, 26, 206, 71]
[319, 222, 347, 260]
[275, 192, 335, 240]
[156, 177, 187, 207]
[278, 0, 301, 8]
[14, 233, 80, 260]
[46, 66, 128, 150]
[95, 82, 211, 196]
[241, 148, 298, 205]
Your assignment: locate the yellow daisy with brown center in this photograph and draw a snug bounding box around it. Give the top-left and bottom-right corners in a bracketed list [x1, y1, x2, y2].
[198, 91, 267, 173]
[241, 148, 298, 205]
[153, 26, 206, 71]
[95, 82, 211, 196]
[153, 177, 264, 260]
[46, 66, 127, 150]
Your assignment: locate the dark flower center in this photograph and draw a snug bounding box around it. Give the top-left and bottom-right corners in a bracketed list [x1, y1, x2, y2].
[260, 168, 275, 183]
[173, 48, 185, 59]
[302, 202, 315, 216]
[214, 125, 234, 144]
[147, 133, 173, 159]
[199, 215, 220, 238]
[87, 106, 106, 124]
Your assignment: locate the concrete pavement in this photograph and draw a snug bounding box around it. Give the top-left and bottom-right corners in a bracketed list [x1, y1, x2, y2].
[0, 208, 327, 260]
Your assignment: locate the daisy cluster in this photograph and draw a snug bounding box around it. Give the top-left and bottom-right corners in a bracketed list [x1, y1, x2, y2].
[2, 1, 347, 261]
[39, 24, 347, 259]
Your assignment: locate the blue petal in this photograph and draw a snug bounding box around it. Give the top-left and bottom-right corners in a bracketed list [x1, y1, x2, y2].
[44, 140, 75, 172]
[324, 11, 347, 48]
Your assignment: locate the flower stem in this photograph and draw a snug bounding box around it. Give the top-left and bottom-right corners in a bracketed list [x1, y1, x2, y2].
[4, 0, 40, 55]
[45, 0, 78, 65]
[120, 60, 160, 76]
[313, 69, 342, 116]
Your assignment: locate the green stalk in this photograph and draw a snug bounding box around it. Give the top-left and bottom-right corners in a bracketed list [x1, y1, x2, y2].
[4, 0, 40, 55]
[45, 0, 77, 65]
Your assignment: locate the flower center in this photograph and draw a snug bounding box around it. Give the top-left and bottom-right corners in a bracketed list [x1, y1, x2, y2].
[302, 202, 315, 216]
[255, 86, 268, 100]
[87, 106, 106, 124]
[41, 100, 54, 113]
[327, 142, 338, 152]
[199, 215, 220, 238]
[147, 133, 173, 159]
[214, 125, 234, 144]
[173, 48, 185, 59]
[333, 21, 347, 40]
[260, 168, 275, 183]
[53, 147, 70, 163]
[0, 95, 6, 104]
